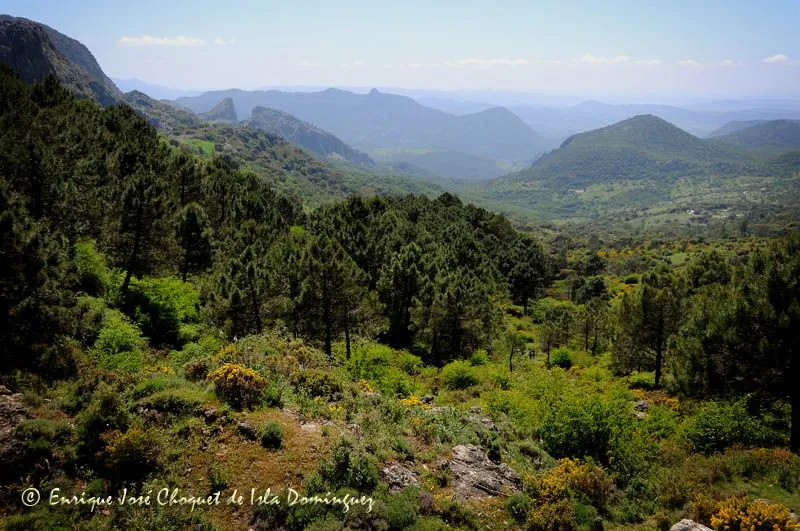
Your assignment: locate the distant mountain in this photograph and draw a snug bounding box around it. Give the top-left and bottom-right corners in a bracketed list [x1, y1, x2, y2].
[707, 120, 768, 138]
[176, 88, 546, 163]
[370, 148, 513, 181]
[712, 120, 800, 150]
[0, 14, 121, 105]
[501, 115, 747, 188]
[512, 101, 800, 142]
[245, 106, 374, 166]
[200, 97, 237, 122]
[113, 77, 202, 100]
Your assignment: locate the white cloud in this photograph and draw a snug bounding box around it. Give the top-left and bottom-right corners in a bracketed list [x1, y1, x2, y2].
[763, 54, 789, 63]
[580, 54, 630, 64]
[119, 35, 206, 47]
[676, 59, 702, 66]
[458, 58, 529, 67]
[213, 37, 228, 45]
[634, 59, 662, 65]
[719, 59, 740, 67]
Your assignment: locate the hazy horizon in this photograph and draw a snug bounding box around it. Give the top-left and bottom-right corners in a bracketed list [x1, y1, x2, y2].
[4, 0, 799, 100]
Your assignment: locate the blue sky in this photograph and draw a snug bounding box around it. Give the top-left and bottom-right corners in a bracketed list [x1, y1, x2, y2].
[3, 0, 798, 98]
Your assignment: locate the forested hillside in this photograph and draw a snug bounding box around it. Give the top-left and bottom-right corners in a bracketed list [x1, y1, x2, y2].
[2, 63, 800, 531]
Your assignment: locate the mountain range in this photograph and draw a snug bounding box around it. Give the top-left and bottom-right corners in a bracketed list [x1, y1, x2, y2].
[2, 12, 799, 225]
[176, 88, 547, 164]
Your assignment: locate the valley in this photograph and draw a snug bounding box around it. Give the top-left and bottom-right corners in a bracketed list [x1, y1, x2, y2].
[1, 8, 799, 531]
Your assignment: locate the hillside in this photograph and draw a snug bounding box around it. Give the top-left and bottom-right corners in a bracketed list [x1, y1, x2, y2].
[708, 119, 768, 138]
[200, 97, 238, 122]
[504, 115, 746, 188]
[246, 106, 374, 166]
[176, 88, 547, 163]
[712, 119, 800, 150]
[0, 14, 120, 105]
[464, 115, 800, 225]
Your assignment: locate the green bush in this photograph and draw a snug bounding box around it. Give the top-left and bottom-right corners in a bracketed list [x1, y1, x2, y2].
[92, 309, 145, 373]
[74, 240, 113, 296]
[317, 438, 379, 492]
[75, 383, 129, 460]
[126, 276, 200, 348]
[682, 399, 777, 454]
[623, 274, 640, 285]
[506, 492, 532, 523]
[469, 349, 490, 366]
[260, 421, 283, 450]
[131, 374, 180, 399]
[551, 347, 573, 369]
[396, 351, 423, 375]
[137, 387, 204, 415]
[290, 369, 341, 399]
[387, 487, 421, 530]
[441, 360, 479, 390]
[183, 357, 210, 381]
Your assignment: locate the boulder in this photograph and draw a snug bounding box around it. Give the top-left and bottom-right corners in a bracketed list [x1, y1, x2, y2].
[669, 520, 713, 531]
[420, 395, 435, 405]
[444, 444, 521, 500]
[0, 385, 31, 481]
[380, 462, 419, 491]
[236, 421, 258, 440]
[634, 400, 650, 411]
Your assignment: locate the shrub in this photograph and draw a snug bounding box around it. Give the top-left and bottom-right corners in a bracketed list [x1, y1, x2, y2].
[126, 276, 200, 348]
[260, 421, 283, 450]
[317, 438, 379, 492]
[263, 384, 283, 408]
[682, 399, 775, 454]
[208, 363, 267, 409]
[435, 498, 480, 530]
[395, 351, 423, 375]
[551, 347, 573, 369]
[74, 240, 113, 296]
[441, 360, 479, 390]
[131, 374, 180, 399]
[289, 369, 341, 399]
[14, 418, 72, 457]
[75, 383, 129, 459]
[537, 458, 615, 513]
[387, 487, 421, 530]
[506, 492, 532, 523]
[183, 357, 210, 381]
[92, 309, 145, 373]
[527, 499, 577, 531]
[469, 349, 490, 366]
[710, 497, 793, 531]
[104, 426, 161, 483]
[137, 387, 204, 416]
[623, 274, 639, 285]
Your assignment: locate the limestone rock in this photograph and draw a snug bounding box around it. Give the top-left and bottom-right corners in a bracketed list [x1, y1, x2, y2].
[669, 520, 713, 531]
[380, 462, 419, 491]
[0, 385, 31, 481]
[444, 444, 521, 500]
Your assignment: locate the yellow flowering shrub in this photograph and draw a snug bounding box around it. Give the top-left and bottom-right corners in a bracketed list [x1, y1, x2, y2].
[537, 458, 615, 511]
[208, 363, 267, 409]
[711, 496, 794, 531]
[358, 379, 375, 393]
[400, 395, 427, 408]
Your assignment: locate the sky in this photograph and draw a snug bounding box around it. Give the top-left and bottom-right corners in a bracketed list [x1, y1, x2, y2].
[3, 0, 799, 100]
